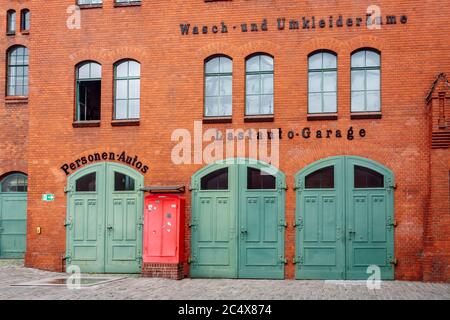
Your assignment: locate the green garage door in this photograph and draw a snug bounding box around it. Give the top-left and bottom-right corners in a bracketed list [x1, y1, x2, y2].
[295, 156, 395, 280]
[65, 163, 144, 273]
[0, 173, 27, 259]
[190, 159, 286, 279]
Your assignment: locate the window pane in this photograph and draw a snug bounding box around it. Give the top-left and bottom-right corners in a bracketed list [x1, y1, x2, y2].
[76, 172, 96, 192]
[219, 57, 232, 73]
[354, 165, 384, 188]
[323, 71, 337, 92]
[128, 61, 140, 77]
[366, 51, 380, 67]
[323, 92, 337, 113]
[116, 80, 128, 99]
[246, 56, 260, 72]
[205, 76, 219, 96]
[351, 51, 365, 67]
[78, 80, 101, 121]
[246, 75, 260, 94]
[308, 53, 322, 69]
[308, 93, 322, 113]
[220, 76, 232, 96]
[205, 97, 218, 116]
[129, 100, 140, 119]
[323, 52, 337, 69]
[305, 166, 334, 189]
[247, 167, 276, 189]
[366, 91, 380, 111]
[90, 63, 101, 78]
[1, 174, 27, 192]
[115, 100, 128, 119]
[116, 61, 128, 77]
[200, 168, 228, 190]
[262, 73, 273, 94]
[78, 64, 90, 79]
[260, 55, 273, 71]
[114, 172, 135, 191]
[351, 70, 365, 91]
[129, 79, 140, 99]
[261, 95, 274, 114]
[219, 96, 232, 116]
[246, 95, 260, 115]
[309, 72, 321, 92]
[351, 91, 365, 112]
[205, 58, 219, 73]
[367, 70, 380, 90]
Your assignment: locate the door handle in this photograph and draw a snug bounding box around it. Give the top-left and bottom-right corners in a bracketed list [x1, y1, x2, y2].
[240, 228, 248, 234]
[348, 228, 356, 240]
[107, 225, 113, 230]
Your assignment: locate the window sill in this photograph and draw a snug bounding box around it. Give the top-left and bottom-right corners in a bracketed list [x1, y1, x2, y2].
[111, 119, 140, 126]
[350, 112, 382, 120]
[114, 1, 142, 7]
[78, 4, 103, 9]
[6, 32, 15, 36]
[20, 30, 30, 35]
[203, 116, 232, 124]
[244, 115, 274, 123]
[307, 113, 338, 121]
[5, 96, 28, 104]
[72, 120, 101, 128]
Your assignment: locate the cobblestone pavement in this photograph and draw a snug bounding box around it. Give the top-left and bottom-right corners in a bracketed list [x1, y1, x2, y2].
[0, 262, 449, 300]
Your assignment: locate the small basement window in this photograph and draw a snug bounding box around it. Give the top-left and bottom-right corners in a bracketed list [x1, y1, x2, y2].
[76, 62, 102, 121]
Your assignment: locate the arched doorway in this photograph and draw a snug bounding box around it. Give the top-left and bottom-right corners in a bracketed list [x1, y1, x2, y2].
[190, 158, 286, 279]
[0, 173, 27, 259]
[65, 163, 144, 273]
[295, 156, 395, 280]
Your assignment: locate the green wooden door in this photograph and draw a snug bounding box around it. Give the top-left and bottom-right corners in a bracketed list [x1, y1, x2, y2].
[238, 166, 285, 279]
[66, 163, 143, 273]
[295, 156, 394, 280]
[191, 159, 285, 279]
[295, 158, 345, 279]
[0, 173, 28, 259]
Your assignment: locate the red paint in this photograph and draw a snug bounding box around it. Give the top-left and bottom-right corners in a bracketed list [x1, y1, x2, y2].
[143, 194, 185, 264]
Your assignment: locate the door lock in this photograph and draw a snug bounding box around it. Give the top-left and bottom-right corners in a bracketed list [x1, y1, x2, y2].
[240, 228, 248, 234]
[107, 225, 113, 230]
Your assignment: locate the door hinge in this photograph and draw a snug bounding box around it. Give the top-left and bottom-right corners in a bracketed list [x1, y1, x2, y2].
[64, 218, 72, 229]
[279, 256, 287, 264]
[63, 254, 72, 264]
[293, 217, 303, 230]
[389, 258, 398, 266]
[278, 219, 287, 228]
[386, 217, 398, 230]
[188, 221, 197, 228]
[64, 186, 73, 193]
[187, 256, 197, 264]
[293, 256, 303, 265]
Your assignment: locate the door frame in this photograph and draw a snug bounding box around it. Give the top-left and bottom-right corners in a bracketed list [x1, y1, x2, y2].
[294, 155, 395, 280]
[65, 162, 144, 273]
[190, 158, 286, 279]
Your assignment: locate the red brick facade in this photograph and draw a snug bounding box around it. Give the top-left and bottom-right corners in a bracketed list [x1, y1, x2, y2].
[0, 0, 448, 281]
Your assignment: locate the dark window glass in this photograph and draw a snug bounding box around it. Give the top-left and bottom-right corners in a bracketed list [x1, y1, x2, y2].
[354, 165, 384, 188]
[76, 62, 102, 121]
[114, 172, 135, 191]
[201, 168, 228, 190]
[76, 172, 96, 192]
[7, 10, 16, 34]
[21, 9, 30, 31]
[247, 167, 276, 189]
[305, 166, 334, 189]
[1, 174, 27, 192]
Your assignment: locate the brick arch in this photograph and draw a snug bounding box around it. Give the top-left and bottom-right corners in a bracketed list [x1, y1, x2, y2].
[346, 35, 386, 54]
[0, 167, 27, 181]
[195, 42, 239, 62]
[69, 47, 148, 66]
[238, 40, 281, 60]
[302, 37, 348, 57]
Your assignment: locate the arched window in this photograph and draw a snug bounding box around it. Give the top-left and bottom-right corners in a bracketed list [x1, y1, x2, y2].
[204, 56, 232, 117]
[76, 61, 102, 121]
[305, 166, 334, 189]
[6, 10, 16, 34]
[308, 51, 337, 113]
[351, 49, 381, 112]
[114, 60, 140, 120]
[7, 46, 29, 97]
[1, 173, 28, 192]
[75, 172, 96, 192]
[247, 167, 276, 189]
[354, 165, 384, 188]
[246, 54, 274, 115]
[201, 168, 228, 190]
[20, 9, 30, 32]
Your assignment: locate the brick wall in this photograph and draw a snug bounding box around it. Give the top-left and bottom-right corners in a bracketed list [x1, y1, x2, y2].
[0, 0, 448, 281]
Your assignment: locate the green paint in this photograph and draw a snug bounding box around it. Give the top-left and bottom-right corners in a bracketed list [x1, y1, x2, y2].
[42, 194, 55, 202]
[190, 158, 285, 279]
[66, 163, 143, 273]
[295, 156, 394, 280]
[0, 192, 27, 258]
